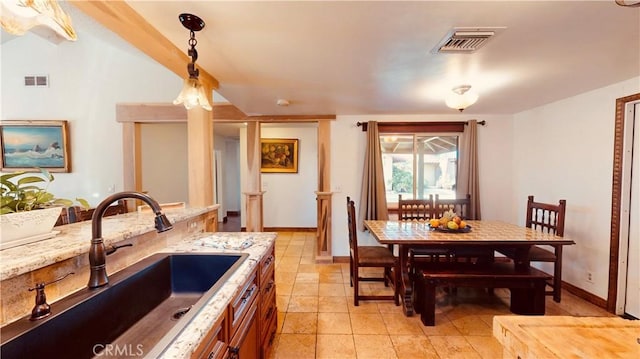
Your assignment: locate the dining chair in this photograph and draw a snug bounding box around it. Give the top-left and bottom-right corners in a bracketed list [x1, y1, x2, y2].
[525, 195, 567, 302]
[398, 194, 436, 221]
[434, 194, 493, 264]
[347, 196, 400, 306]
[398, 195, 453, 266]
[69, 200, 128, 223]
[54, 208, 72, 227]
[433, 194, 471, 219]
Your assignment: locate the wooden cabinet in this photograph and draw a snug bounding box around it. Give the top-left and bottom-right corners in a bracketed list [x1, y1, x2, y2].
[193, 242, 276, 359]
[258, 243, 277, 359]
[192, 313, 227, 359]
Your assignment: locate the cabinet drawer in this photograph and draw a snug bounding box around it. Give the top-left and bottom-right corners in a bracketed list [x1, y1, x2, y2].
[229, 270, 259, 337]
[227, 300, 259, 359]
[259, 244, 275, 285]
[260, 312, 278, 359]
[260, 289, 277, 339]
[191, 310, 227, 359]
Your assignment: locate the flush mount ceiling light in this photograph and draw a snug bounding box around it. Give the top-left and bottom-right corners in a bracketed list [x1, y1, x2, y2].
[615, 0, 640, 7]
[445, 85, 479, 112]
[173, 13, 212, 111]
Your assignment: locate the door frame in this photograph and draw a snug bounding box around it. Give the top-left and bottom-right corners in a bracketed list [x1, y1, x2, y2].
[608, 92, 640, 312]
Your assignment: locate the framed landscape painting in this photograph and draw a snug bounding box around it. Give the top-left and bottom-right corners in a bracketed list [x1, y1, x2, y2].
[261, 138, 298, 173]
[0, 120, 71, 172]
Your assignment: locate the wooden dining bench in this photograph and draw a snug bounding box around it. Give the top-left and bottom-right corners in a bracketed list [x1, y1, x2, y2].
[414, 262, 551, 326]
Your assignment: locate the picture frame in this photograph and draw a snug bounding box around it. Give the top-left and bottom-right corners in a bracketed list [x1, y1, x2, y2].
[261, 138, 299, 173]
[1, 120, 71, 173]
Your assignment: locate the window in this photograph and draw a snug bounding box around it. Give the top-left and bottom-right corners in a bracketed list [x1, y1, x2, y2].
[380, 133, 459, 204]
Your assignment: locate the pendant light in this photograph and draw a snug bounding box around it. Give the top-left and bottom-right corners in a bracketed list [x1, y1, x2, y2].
[173, 13, 212, 111]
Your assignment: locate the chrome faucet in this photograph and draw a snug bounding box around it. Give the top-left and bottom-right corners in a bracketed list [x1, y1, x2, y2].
[88, 191, 173, 288]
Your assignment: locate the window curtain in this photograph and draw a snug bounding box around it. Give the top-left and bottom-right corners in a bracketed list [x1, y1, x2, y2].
[358, 121, 388, 230]
[457, 120, 481, 219]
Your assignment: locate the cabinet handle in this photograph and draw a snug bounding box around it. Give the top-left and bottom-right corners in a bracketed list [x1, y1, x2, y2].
[269, 330, 276, 346]
[207, 351, 215, 359]
[264, 255, 274, 268]
[228, 346, 239, 359]
[265, 305, 274, 320]
[265, 279, 275, 292]
[241, 285, 256, 303]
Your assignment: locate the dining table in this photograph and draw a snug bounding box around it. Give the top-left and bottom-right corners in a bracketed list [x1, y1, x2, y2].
[363, 219, 576, 316]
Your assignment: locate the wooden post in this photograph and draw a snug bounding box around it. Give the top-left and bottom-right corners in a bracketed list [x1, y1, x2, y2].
[244, 122, 264, 231]
[316, 121, 332, 263]
[187, 97, 214, 207]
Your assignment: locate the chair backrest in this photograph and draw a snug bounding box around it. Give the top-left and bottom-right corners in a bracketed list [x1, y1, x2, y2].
[69, 200, 128, 223]
[346, 196, 359, 258]
[398, 194, 435, 221]
[54, 208, 71, 227]
[526, 195, 566, 236]
[434, 194, 471, 219]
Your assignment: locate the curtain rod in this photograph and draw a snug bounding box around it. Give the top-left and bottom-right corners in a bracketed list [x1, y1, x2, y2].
[356, 120, 486, 128]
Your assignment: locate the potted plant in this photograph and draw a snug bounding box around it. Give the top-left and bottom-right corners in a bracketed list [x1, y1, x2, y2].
[1, 167, 88, 248]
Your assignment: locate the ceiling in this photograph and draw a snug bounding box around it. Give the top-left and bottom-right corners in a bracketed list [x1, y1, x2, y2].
[121, 0, 639, 116]
[3, 1, 639, 118]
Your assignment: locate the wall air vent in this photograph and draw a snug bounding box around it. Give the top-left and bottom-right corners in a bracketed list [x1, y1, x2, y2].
[24, 75, 49, 87]
[433, 27, 505, 53]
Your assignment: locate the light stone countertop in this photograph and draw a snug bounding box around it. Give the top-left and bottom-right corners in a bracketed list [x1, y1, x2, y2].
[155, 232, 277, 358]
[0, 206, 217, 280]
[0, 206, 277, 358]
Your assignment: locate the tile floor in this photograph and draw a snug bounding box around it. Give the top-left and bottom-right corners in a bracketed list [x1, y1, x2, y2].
[270, 232, 614, 359]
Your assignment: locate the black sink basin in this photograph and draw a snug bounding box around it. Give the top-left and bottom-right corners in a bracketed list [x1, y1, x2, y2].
[1, 252, 247, 358]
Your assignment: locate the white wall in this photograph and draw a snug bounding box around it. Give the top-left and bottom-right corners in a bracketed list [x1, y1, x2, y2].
[261, 124, 318, 228]
[141, 123, 188, 204]
[1, 24, 181, 206]
[512, 76, 640, 299]
[330, 114, 515, 256]
[223, 138, 241, 213]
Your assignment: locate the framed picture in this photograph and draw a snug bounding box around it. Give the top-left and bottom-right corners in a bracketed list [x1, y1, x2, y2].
[1, 120, 71, 172]
[261, 138, 299, 173]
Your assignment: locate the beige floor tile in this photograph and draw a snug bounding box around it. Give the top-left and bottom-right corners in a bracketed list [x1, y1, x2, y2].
[465, 335, 504, 359]
[275, 271, 297, 285]
[298, 263, 321, 273]
[448, 315, 493, 336]
[274, 333, 316, 359]
[347, 300, 382, 314]
[350, 313, 388, 334]
[382, 312, 425, 335]
[295, 272, 320, 283]
[319, 283, 346, 297]
[281, 312, 317, 334]
[276, 295, 290, 311]
[276, 311, 285, 333]
[277, 282, 293, 296]
[353, 334, 398, 359]
[377, 301, 404, 313]
[316, 334, 357, 359]
[318, 312, 352, 334]
[291, 282, 319, 296]
[319, 271, 344, 283]
[390, 335, 440, 358]
[287, 295, 319, 312]
[318, 296, 349, 313]
[299, 256, 316, 264]
[420, 317, 462, 336]
[276, 260, 300, 273]
[428, 336, 482, 359]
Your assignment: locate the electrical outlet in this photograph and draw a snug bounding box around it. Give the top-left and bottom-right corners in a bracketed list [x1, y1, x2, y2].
[587, 271, 594, 283]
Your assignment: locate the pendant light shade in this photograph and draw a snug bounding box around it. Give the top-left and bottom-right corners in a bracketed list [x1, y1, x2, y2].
[173, 13, 212, 111]
[445, 85, 478, 112]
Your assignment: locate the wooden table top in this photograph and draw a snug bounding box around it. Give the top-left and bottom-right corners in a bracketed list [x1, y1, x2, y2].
[364, 220, 575, 245]
[493, 315, 640, 359]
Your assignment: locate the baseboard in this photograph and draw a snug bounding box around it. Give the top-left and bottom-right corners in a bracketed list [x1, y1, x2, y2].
[333, 256, 350, 263]
[263, 227, 316, 232]
[227, 211, 240, 217]
[562, 280, 608, 310]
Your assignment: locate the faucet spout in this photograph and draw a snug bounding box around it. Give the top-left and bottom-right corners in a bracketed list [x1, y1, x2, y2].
[88, 191, 173, 289]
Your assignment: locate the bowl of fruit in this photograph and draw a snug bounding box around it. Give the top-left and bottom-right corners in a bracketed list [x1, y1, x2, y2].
[428, 209, 471, 233]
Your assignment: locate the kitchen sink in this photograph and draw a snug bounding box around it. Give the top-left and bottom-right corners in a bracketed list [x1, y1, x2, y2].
[0, 252, 248, 358]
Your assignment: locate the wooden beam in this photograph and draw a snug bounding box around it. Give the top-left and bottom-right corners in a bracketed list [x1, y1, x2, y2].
[116, 103, 246, 123]
[245, 115, 336, 122]
[69, 0, 218, 89]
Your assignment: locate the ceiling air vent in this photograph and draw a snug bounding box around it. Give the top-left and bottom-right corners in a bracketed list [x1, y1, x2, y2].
[433, 27, 504, 54]
[24, 75, 49, 87]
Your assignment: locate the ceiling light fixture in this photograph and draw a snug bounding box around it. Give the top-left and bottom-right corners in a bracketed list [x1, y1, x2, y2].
[445, 85, 479, 112]
[173, 13, 212, 111]
[0, 0, 77, 41]
[615, 0, 640, 7]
